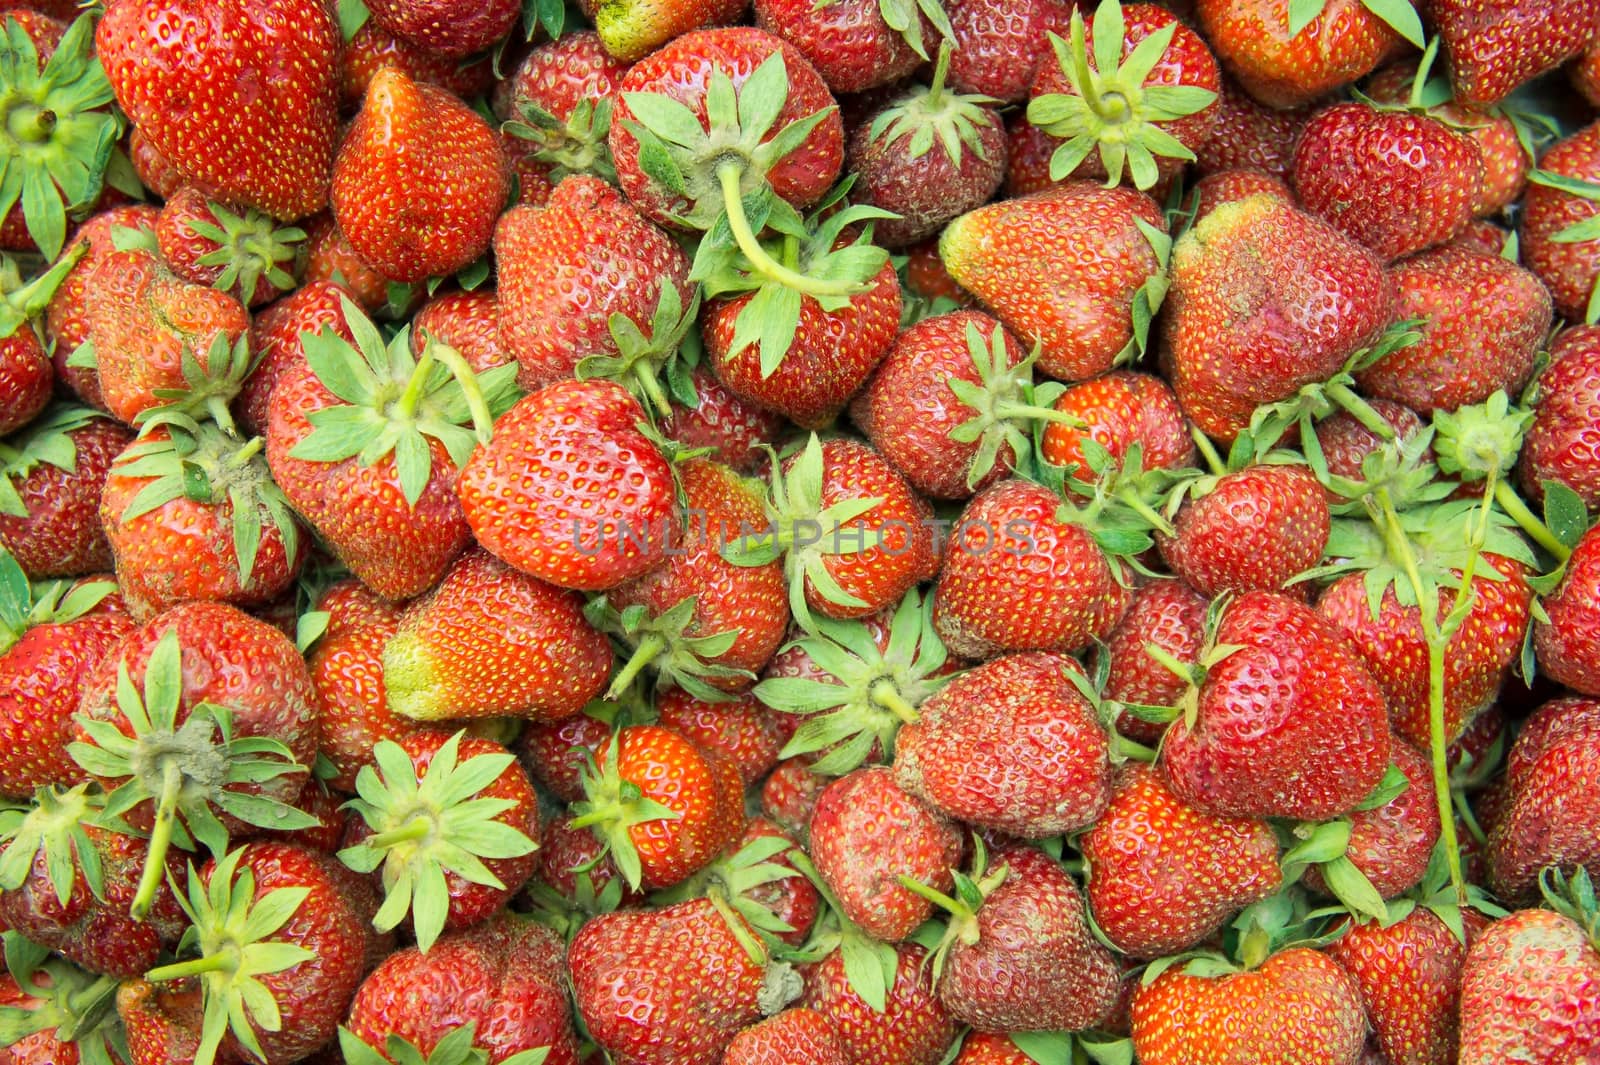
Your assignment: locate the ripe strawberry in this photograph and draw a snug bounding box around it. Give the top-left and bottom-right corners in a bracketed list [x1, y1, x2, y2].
[1519, 324, 1600, 511]
[1158, 463, 1331, 598]
[97, 0, 341, 220]
[846, 46, 1007, 248]
[952, 1032, 1036, 1064]
[1432, 0, 1600, 107]
[0, 407, 131, 578]
[661, 365, 790, 475]
[1292, 102, 1485, 262]
[724, 1007, 847, 1065]
[762, 756, 829, 839]
[128, 125, 184, 200]
[895, 652, 1112, 838]
[458, 379, 679, 592]
[0, 327, 49, 438]
[301, 213, 390, 313]
[1131, 948, 1368, 1065]
[342, 913, 580, 1065]
[338, 18, 494, 112]
[802, 941, 959, 1065]
[931, 478, 1132, 660]
[1521, 120, 1600, 322]
[0, 936, 128, 1065]
[411, 289, 514, 376]
[1041, 369, 1196, 478]
[1083, 763, 1282, 957]
[1535, 524, 1600, 695]
[1186, 167, 1294, 222]
[101, 420, 306, 619]
[1160, 193, 1395, 443]
[236, 279, 356, 437]
[332, 68, 510, 283]
[570, 897, 776, 1064]
[942, 0, 1073, 103]
[339, 730, 540, 950]
[494, 31, 629, 191]
[517, 707, 618, 804]
[759, 0, 950, 93]
[725, 817, 823, 946]
[533, 810, 641, 913]
[571, 723, 745, 891]
[808, 765, 962, 941]
[267, 298, 518, 600]
[1097, 579, 1208, 744]
[154, 189, 303, 309]
[1161, 591, 1391, 820]
[940, 181, 1168, 381]
[579, 0, 747, 61]
[307, 607, 421, 795]
[1302, 735, 1441, 902]
[364, 0, 519, 59]
[382, 548, 613, 723]
[494, 174, 693, 402]
[656, 688, 787, 785]
[1193, 0, 1403, 108]
[1485, 696, 1600, 903]
[1193, 78, 1310, 178]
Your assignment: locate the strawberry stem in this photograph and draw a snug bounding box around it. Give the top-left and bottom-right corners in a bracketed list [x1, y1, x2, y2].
[223, 437, 265, 470]
[869, 679, 921, 725]
[1323, 383, 1396, 441]
[393, 347, 436, 422]
[1189, 427, 1227, 475]
[633, 364, 673, 421]
[607, 634, 666, 699]
[715, 164, 863, 299]
[925, 40, 953, 111]
[1110, 733, 1158, 763]
[129, 760, 183, 921]
[1493, 479, 1570, 561]
[364, 814, 433, 850]
[144, 952, 235, 982]
[425, 342, 497, 445]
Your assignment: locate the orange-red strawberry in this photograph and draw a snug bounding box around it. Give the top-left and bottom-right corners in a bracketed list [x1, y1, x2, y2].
[1432, 0, 1600, 107]
[0, 407, 130, 578]
[656, 688, 787, 785]
[944, 0, 1075, 103]
[1186, 167, 1294, 221]
[493, 30, 629, 193]
[154, 188, 304, 309]
[236, 279, 356, 438]
[338, 18, 494, 112]
[301, 213, 390, 313]
[1520, 324, 1600, 511]
[332, 68, 510, 284]
[1193, 0, 1404, 108]
[97, 0, 341, 220]
[1522, 120, 1600, 321]
[1157, 463, 1331, 598]
[306, 606, 417, 795]
[579, 0, 748, 61]
[410, 289, 513, 376]
[802, 941, 959, 1065]
[724, 1007, 847, 1065]
[1535, 523, 1600, 695]
[940, 181, 1168, 381]
[1302, 735, 1441, 903]
[364, 0, 520, 59]
[1041, 369, 1196, 478]
[1082, 763, 1282, 957]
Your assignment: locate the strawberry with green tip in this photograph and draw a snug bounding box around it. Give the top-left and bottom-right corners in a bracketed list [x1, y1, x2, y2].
[579, 0, 748, 61]
[154, 189, 306, 309]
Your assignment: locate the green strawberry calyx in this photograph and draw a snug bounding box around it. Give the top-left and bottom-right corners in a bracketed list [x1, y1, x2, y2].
[338, 731, 537, 953]
[865, 42, 998, 168]
[0, 242, 85, 338]
[1539, 867, 1600, 950]
[1052, 439, 1183, 566]
[653, 831, 808, 952]
[289, 296, 523, 508]
[0, 404, 109, 519]
[341, 1022, 551, 1065]
[753, 587, 954, 776]
[568, 730, 683, 892]
[0, 932, 127, 1065]
[67, 630, 317, 920]
[133, 330, 256, 436]
[0, 544, 116, 653]
[143, 848, 316, 1065]
[947, 321, 1079, 491]
[896, 834, 1011, 984]
[0, 14, 121, 261]
[820, 0, 954, 60]
[0, 782, 107, 907]
[588, 595, 754, 703]
[1025, 0, 1218, 191]
[782, 848, 902, 1014]
[1278, 817, 1390, 925]
[504, 95, 618, 186]
[183, 200, 307, 306]
[574, 278, 702, 419]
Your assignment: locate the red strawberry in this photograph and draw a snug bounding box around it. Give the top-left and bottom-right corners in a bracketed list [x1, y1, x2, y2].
[342, 912, 580, 1065]
[97, 0, 341, 220]
[656, 688, 787, 785]
[1160, 591, 1392, 820]
[1186, 167, 1294, 221]
[1193, 0, 1403, 108]
[364, 0, 519, 59]
[1041, 369, 1196, 478]
[579, 0, 748, 61]
[307, 608, 420, 794]
[952, 1032, 1035, 1064]
[1535, 523, 1600, 695]
[0, 938, 127, 1065]
[301, 213, 390, 313]
[661, 365, 790, 475]
[1097, 579, 1209, 744]
[1193, 78, 1310, 178]
[1158, 463, 1330, 598]
[458, 379, 679, 592]
[332, 68, 510, 283]
[1160, 193, 1395, 443]
[236, 279, 356, 437]
[1083, 763, 1282, 957]
[128, 126, 184, 201]
[411, 289, 514, 375]
[516, 708, 618, 805]
[1520, 324, 1600, 511]
[762, 756, 830, 839]
[1432, 0, 1600, 107]
[944, 0, 1076, 103]
[0, 407, 131, 578]
[339, 730, 540, 950]
[808, 765, 962, 941]
[154, 187, 304, 308]
[1521, 120, 1600, 322]
[724, 1008, 847, 1065]
[0, 326, 49, 439]
[940, 182, 1168, 381]
[1302, 735, 1441, 902]
[756, 0, 948, 93]
[894, 652, 1112, 838]
[493, 31, 629, 190]
[338, 18, 494, 112]
[533, 810, 641, 912]
[802, 941, 959, 1065]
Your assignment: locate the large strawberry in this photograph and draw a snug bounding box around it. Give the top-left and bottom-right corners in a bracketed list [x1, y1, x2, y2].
[943, 0, 1075, 103]
[97, 0, 341, 220]
[1432, 0, 1600, 107]
[0, 407, 131, 578]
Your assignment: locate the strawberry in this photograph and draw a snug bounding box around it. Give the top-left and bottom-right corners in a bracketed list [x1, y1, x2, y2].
[302, 213, 391, 313]
[894, 652, 1113, 838]
[457, 379, 679, 592]
[0, 932, 128, 1065]
[808, 765, 962, 941]
[97, 0, 341, 220]
[363, 0, 520, 59]
[236, 279, 356, 438]
[570, 723, 745, 891]
[307, 608, 420, 795]
[1186, 167, 1294, 222]
[532, 810, 640, 913]
[381, 548, 613, 724]
[267, 297, 519, 601]
[339, 18, 495, 112]
[762, 756, 829, 839]
[153, 188, 305, 309]
[724, 817, 823, 946]
[141, 843, 374, 1065]
[944, 0, 1075, 103]
[661, 365, 789, 474]
[952, 1032, 1036, 1064]
[1160, 193, 1395, 443]
[765, 0, 954, 93]
[1193, 0, 1404, 108]
[342, 912, 580, 1065]
[1457, 868, 1600, 1063]
[494, 31, 629, 194]
[332, 68, 510, 284]
[1158, 463, 1331, 598]
[1192, 78, 1310, 178]
[1535, 523, 1600, 695]
[1485, 696, 1600, 903]
[1096, 579, 1208, 744]
[100, 419, 306, 619]
[801, 940, 959, 1065]
[655, 688, 787, 785]
[1160, 591, 1391, 820]
[0, 328, 50, 441]
[115, 976, 211, 1065]
[0, 407, 131, 578]
[128, 125, 184, 200]
[579, 0, 748, 61]
[724, 1007, 846, 1065]
[1131, 947, 1368, 1065]
[940, 181, 1168, 381]
[845, 44, 1008, 248]
[1521, 120, 1600, 322]
[1025, 0, 1220, 191]
[516, 707, 617, 805]
[1519, 324, 1600, 511]
[338, 730, 540, 951]
[1082, 763, 1282, 957]
[493, 174, 693, 403]
[1431, 0, 1600, 107]
[411, 289, 514, 375]
[1041, 369, 1196, 478]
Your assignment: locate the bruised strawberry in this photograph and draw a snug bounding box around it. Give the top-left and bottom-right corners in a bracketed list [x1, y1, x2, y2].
[1186, 167, 1294, 221]
[1158, 463, 1330, 598]
[1432, 0, 1600, 107]
[364, 0, 520, 59]
[0, 408, 130, 579]
[1521, 120, 1600, 322]
[762, 756, 829, 840]
[1520, 324, 1600, 511]
[1193, 0, 1403, 108]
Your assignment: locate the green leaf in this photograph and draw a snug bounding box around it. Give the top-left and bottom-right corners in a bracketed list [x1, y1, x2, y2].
[1544, 480, 1589, 549]
[1287, 0, 1327, 35]
[1321, 856, 1391, 923]
[1358, 0, 1424, 45]
[1011, 1031, 1076, 1065]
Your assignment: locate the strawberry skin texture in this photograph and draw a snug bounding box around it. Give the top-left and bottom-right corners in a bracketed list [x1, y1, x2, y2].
[459, 379, 678, 591]
[1520, 324, 1600, 511]
[1535, 523, 1600, 695]
[1160, 193, 1395, 443]
[1433, 0, 1600, 107]
[383, 549, 611, 724]
[410, 289, 513, 375]
[340, 19, 494, 111]
[945, 0, 1076, 103]
[1161, 591, 1391, 821]
[238, 279, 356, 437]
[302, 213, 391, 313]
[1097, 579, 1209, 745]
[518, 712, 614, 804]
[1042, 370, 1197, 480]
[894, 652, 1111, 838]
[0, 416, 131, 578]
[364, 0, 520, 59]
[802, 942, 959, 1065]
[1522, 120, 1600, 321]
[579, 0, 748, 62]
[1083, 763, 1281, 958]
[0, 332, 50, 436]
[755, 0, 927, 94]
[1131, 948, 1368, 1065]
[932, 478, 1131, 660]
[1486, 696, 1600, 903]
[310, 615, 420, 794]
[332, 68, 509, 284]
[724, 1008, 847, 1065]
[1158, 463, 1330, 598]
[1305, 736, 1440, 900]
[495, 175, 692, 390]
[1193, 79, 1310, 178]
[568, 898, 768, 1065]
[940, 182, 1166, 382]
[97, 0, 341, 220]
[809, 766, 963, 941]
[1457, 907, 1600, 1064]
[656, 688, 786, 785]
[1193, 0, 1401, 108]
[1324, 908, 1472, 1065]
[953, 1032, 1035, 1064]
[661, 365, 788, 475]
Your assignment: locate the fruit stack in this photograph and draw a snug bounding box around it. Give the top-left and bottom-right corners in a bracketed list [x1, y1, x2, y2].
[2, 0, 1599, 1062]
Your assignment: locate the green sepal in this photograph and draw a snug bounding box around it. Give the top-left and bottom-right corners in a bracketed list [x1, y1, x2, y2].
[340, 1022, 552, 1065]
[503, 96, 617, 186]
[945, 322, 1070, 491]
[575, 279, 701, 419]
[865, 41, 999, 166]
[184, 201, 306, 306]
[0, 783, 107, 906]
[0, 242, 86, 338]
[587, 594, 754, 706]
[0, 544, 116, 652]
[0, 932, 128, 1065]
[134, 331, 256, 435]
[1432, 391, 1533, 482]
[568, 729, 684, 892]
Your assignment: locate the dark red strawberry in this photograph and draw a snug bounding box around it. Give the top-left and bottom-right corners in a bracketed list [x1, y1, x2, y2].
[154, 188, 304, 308]
[802, 941, 959, 1065]
[531, 810, 641, 913]
[516, 707, 619, 805]
[661, 364, 790, 474]
[656, 688, 787, 785]
[1097, 579, 1209, 743]
[1536, 523, 1600, 695]
[1302, 736, 1441, 902]
[236, 279, 356, 438]
[1521, 120, 1600, 322]
[364, 0, 519, 58]
[1432, 0, 1600, 107]
[1192, 78, 1310, 178]
[1520, 324, 1600, 511]
[1158, 463, 1330, 598]
[0, 408, 131, 578]
[128, 126, 184, 201]
[1314, 397, 1428, 495]
[724, 1008, 847, 1065]
[0, 326, 49, 440]
[944, 0, 1076, 103]
[1193, 0, 1404, 108]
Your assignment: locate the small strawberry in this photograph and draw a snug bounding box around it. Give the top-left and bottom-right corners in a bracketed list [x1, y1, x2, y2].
[306, 607, 418, 795]
[332, 68, 510, 283]
[236, 279, 356, 438]
[154, 188, 305, 309]
[97, 0, 342, 220]
[724, 1008, 846, 1065]
[1519, 324, 1600, 511]
[494, 31, 629, 193]
[128, 125, 184, 200]
[363, 0, 520, 59]
[1432, 0, 1600, 107]
[579, 0, 748, 62]
[1158, 462, 1331, 598]
[411, 290, 514, 376]
[951, 1032, 1036, 1064]
[516, 707, 618, 805]
[651, 817, 823, 949]
[661, 365, 790, 474]
[762, 756, 828, 839]
[755, 0, 951, 93]
[1521, 120, 1600, 322]
[801, 940, 959, 1065]
[531, 810, 640, 914]
[1192, 78, 1310, 178]
[0, 407, 131, 578]
[1040, 369, 1196, 478]
[1535, 523, 1600, 695]
[1096, 579, 1209, 744]
[1193, 0, 1405, 108]
[301, 213, 390, 313]
[655, 688, 787, 785]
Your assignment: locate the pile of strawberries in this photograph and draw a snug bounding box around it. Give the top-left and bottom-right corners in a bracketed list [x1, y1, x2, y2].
[3, 0, 1600, 1061]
